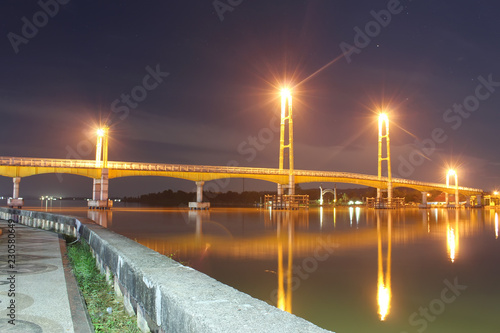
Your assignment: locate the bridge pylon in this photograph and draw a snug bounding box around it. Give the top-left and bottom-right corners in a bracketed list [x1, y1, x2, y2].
[7, 177, 24, 208]
[278, 88, 295, 196]
[446, 169, 459, 208]
[377, 113, 392, 208]
[89, 127, 112, 210]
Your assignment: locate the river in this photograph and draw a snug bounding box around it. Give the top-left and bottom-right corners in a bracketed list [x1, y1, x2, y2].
[19, 200, 500, 332]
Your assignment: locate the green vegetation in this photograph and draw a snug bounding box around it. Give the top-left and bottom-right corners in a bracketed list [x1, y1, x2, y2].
[67, 241, 141, 333]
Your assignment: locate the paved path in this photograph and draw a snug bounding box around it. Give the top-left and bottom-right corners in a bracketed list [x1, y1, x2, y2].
[0, 219, 93, 332]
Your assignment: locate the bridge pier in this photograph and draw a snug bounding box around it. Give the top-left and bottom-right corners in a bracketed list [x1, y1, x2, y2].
[189, 181, 210, 210]
[465, 196, 471, 208]
[7, 177, 24, 208]
[288, 174, 295, 196]
[88, 168, 112, 210]
[419, 191, 429, 209]
[92, 178, 101, 201]
[277, 184, 283, 196]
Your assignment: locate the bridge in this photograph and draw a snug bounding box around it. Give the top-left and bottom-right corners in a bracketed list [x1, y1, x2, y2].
[0, 156, 484, 208]
[0, 88, 486, 209]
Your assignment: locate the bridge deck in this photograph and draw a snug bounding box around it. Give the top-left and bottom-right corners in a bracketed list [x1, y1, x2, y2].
[0, 157, 483, 195]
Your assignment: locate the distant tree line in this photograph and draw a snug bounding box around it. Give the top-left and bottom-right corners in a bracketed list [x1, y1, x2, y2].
[123, 189, 265, 207]
[122, 186, 427, 207]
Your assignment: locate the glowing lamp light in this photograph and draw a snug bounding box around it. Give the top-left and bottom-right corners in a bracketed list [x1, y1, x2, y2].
[280, 88, 291, 98]
[97, 128, 105, 137]
[494, 191, 499, 196]
[379, 113, 389, 123]
[448, 169, 456, 176]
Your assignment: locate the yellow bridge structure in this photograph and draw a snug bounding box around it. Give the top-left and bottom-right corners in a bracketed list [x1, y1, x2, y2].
[0, 156, 484, 208]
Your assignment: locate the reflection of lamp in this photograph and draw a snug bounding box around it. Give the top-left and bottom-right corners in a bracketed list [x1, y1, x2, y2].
[495, 212, 498, 240]
[446, 210, 459, 262]
[377, 212, 392, 321]
[277, 212, 293, 313]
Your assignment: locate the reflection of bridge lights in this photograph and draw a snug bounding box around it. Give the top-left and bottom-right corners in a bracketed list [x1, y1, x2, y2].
[377, 213, 392, 321]
[447, 227, 456, 263]
[319, 206, 323, 229]
[495, 213, 498, 239]
[378, 285, 391, 321]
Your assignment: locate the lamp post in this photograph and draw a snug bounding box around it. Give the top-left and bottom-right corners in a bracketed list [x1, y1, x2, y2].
[446, 169, 459, 207]
[377, 113, 392, 207]
[278, 88, 294, 196]
[91, 126, 111, 209]
[96, 127, 109, 168]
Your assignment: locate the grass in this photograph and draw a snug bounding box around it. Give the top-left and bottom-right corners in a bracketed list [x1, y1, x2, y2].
[66, 240, 141, 333]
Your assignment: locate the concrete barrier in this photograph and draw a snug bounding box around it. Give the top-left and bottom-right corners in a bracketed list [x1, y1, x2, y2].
[0, 208, 332, 333]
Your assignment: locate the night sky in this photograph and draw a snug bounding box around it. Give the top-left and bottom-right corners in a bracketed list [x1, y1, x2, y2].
[1, 0, 500, 198]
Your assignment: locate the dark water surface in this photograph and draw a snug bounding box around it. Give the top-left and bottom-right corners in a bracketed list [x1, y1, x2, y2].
[22, 201, 500, 332]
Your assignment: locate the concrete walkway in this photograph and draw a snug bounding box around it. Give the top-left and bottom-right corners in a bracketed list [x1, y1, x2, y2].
[0, 219, 93, 332]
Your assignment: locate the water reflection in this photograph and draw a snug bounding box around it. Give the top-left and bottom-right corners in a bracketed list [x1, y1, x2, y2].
[377, 212, 392, 321]
[276, 212, 294, 313]
[495, 212, 498, 239]
[333, 207, 337, 227]
[445, 210, 459, 263]
[22, 204, 500, 331]
[88, 210, 113, 228]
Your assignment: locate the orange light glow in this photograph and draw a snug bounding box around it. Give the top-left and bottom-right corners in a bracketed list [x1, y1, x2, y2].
[97, 128, 105, 137]
[280, 88, 291, 98]
[447, 227, 456, 263]
[379, 113, 389, 123]
[377, 213, 392, 321]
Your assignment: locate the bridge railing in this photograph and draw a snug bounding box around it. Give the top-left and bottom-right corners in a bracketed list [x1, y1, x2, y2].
[0, 157, 100, 168]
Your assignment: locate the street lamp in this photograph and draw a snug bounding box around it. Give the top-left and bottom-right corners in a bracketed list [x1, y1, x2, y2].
[378, 112, 392, 207]
[278, 87, 294, 196]
[96, 127, 109, 168]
